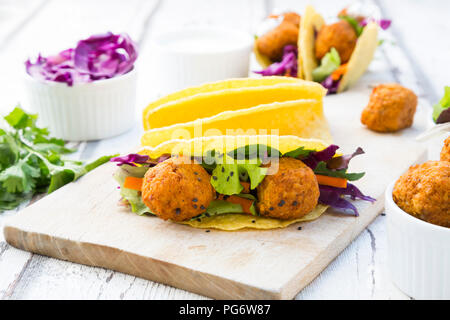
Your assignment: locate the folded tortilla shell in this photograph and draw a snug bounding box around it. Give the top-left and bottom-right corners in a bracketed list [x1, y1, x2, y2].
[143, 78, 325, 130]
[337, 22, 378, 92]
[138, 134, 330, 231]
[138, 134, 329, 159]
[141, 99, 332, 148]
[298, 5, 325, 81]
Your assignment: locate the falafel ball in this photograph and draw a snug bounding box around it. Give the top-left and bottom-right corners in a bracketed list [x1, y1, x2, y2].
[393, 161, 450, 228]
[315, 20, 357, 63]
[141, 156, 215, 222]
[256, 12, 300, 62]
[257, 157, 319, 220]
[440, 136, 450, 162]
[361, 83, 418, 133]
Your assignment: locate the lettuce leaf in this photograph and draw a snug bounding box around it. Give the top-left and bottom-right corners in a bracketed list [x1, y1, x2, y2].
[210, 156, 267, 195]
[312, 48, 341, 82]
[433, 86, 450, 123]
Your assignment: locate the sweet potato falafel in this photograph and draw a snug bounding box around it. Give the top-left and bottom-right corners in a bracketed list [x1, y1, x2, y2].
[361, 83, 418, 132]
[315, 20, 357, 63]
[393, 161, 450, 228]
[440, 136, 450, 162]
[257, 157, 319, 220]
[256, 12, 301, 61]
[141, 156, 215, 222]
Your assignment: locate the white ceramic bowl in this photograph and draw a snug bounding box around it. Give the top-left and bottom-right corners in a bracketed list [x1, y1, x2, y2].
[149, 27, 253, 94]
[386, 181, 450, 299]
[24, 69, 137, 141]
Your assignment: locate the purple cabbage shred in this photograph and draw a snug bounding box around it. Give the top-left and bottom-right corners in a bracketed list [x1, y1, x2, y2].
[359, 18, 392, 30]
[110, 154, 149, 167]
[321, 75, 340, 95]
[319, 183, 375, 216]
[254, 45, 298, 77]
[303, 144, 339, 170]
[25, 32, 138, 86]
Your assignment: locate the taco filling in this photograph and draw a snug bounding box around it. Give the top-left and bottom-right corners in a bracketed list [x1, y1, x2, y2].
[111, 143, 374, 230]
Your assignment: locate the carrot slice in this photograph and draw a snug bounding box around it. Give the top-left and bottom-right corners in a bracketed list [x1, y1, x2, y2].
[123, 176, 143, 191]
[218, 194, 254, 214]
[316, 174, 348, 188]
[331, 63, 348, 81]
[240, 181, 251, 193]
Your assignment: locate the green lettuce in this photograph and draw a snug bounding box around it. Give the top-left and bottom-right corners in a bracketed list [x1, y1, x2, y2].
[312, 48, 341, 82]
[210, 156, 267, 195]
[432, 86, 450, 123]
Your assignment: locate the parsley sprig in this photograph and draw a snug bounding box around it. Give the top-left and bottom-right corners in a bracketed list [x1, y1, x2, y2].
[0, 106, 116, 211]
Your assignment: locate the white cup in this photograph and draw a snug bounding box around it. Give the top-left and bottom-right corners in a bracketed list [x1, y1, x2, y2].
[386, 182, 450, 299]
[24, 69, 137, 141]
[149, 27, 253, 94]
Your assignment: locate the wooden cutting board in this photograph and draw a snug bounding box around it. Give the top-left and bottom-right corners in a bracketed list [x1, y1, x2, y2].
[2, 91, 428, 300]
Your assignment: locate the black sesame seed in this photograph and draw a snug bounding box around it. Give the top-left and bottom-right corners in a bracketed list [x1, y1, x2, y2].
[205, 230, 210, 233]
[200, 205, 205, 210]
[197, 218, 201, 222]
[221, 167, 225, 173]
[212, 176, 218, 180]
[269, 207, 274, 211]
[230, 171, 234, 176]
[223, 195, 229, 200]
[297, 226, 302, 230]
[197, 178, 202, 182]
[381, 213, 386, 216]
[205, 213, 210, 217]
[194, 171, 198, 175]
[175, 208, 181, 215]
[226, 176, 230, 182]
[278, 200, 285, 207]
[292, 201, 298, 206]
[251, 220, 256, 223]
[192, 198, 198, 202]
[193, 204, 198, 209]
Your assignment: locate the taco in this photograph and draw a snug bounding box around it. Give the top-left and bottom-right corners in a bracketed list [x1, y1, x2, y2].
[142, 77, 326, 130]
[111, 135, 374, 231]
[299, 5, 390, 93]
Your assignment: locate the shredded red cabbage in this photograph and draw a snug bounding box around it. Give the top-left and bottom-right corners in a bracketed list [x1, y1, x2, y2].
[25, 32, 138, 86]
[319, 184, 375, 216]
[303, 144, 339, 170]
[110, 154, 149, 166]
[321, 75, 340, 94]
[360, 18, 391, 30]
[327, 147, 364, 170]
[254, 45, 298, 77]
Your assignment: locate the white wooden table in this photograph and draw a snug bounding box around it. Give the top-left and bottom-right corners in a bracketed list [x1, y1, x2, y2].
[0, 0, 448, 300]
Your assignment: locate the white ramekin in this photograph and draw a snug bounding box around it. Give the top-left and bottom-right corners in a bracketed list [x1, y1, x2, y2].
[23, 68, 137, 141]
[148, 27, 253, 94]
[386, 181, 450, 299]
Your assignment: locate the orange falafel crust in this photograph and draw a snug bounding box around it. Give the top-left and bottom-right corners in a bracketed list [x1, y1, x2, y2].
[257, 157, 319, 220]
[440, 136, 450, 162]
[141, 156, 215, 222]
[361, 83, 418, 133]
[256, 12, 300, 62]
[393, 161, 450, 228]
[314, 20, 357, 63]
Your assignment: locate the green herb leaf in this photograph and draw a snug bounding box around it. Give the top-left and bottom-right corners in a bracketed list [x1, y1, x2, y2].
[312, 48, 341, 82]
[340, 15, 363, 36]
[313, 161, 365, 181]
[432, 86, 450, 123]
[283, 146, 315, 159]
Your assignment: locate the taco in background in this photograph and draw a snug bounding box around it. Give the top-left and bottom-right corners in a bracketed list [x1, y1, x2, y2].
[253, 12, 302, 77]
[112, 135, 374, 231]
[299, 5, 389, 94]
